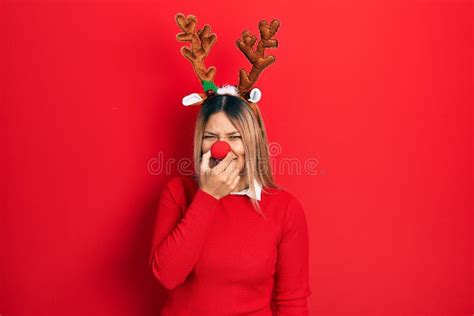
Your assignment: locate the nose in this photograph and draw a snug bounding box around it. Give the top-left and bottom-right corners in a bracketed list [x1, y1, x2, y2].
[211, 140, 232, 160]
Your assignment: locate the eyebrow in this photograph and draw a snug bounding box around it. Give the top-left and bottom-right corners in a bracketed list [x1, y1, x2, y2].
[204, 131, 240, 136]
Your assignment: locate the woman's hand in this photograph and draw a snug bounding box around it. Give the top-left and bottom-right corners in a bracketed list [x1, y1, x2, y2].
[198, 149, 241, 200]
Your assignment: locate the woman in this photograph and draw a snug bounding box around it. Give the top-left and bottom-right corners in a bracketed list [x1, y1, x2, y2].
[149, 13, 311, 316]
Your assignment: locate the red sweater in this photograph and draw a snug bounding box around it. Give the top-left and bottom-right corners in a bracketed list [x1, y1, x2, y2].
[149, 175, 311, 315]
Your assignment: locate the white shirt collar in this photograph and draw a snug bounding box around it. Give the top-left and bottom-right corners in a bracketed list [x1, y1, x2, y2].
[229, 178, 262, 201]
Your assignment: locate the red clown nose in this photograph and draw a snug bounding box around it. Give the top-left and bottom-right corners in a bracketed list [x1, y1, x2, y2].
[210, 141, 231, 160]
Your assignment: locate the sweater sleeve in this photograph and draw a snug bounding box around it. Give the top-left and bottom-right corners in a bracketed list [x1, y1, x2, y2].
[272, 195, 312, 316]
[149, 180, 220, 290]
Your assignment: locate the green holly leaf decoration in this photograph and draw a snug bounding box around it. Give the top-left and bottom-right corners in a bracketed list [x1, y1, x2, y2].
[201, 80, 218, 93]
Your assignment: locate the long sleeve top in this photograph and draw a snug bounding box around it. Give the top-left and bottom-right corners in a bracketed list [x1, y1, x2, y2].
[149, 175, 311, 315]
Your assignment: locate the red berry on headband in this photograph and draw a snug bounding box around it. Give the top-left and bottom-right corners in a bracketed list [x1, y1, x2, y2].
[211, 141, 231, 160]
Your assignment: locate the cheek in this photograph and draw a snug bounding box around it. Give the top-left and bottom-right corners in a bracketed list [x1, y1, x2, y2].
[230, 141, 245, 157]
[201, 140, 213, 152]
[231, 142, 245, 169]
[238, 156, 245, 170]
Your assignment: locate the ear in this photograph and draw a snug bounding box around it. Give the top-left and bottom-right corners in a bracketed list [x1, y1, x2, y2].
[182, 93, 206, 106]
[247, 88, 262, 103]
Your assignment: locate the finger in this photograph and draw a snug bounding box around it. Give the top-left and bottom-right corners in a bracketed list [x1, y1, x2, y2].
[200, 150, 211, 174]
[213, 151, 236, 174]
[221, 159, 237, 180]
[230, 174, 241, 190]
[226, 165, 240, 184]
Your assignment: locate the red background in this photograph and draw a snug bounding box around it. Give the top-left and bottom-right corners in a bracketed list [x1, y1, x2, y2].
[2, 0, 472, 315]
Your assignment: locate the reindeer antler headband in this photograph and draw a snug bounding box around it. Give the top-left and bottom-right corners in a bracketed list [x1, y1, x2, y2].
[175, 13, 281, 107]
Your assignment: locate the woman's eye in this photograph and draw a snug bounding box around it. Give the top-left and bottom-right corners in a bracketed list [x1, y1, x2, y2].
[203, 135, 240, 140]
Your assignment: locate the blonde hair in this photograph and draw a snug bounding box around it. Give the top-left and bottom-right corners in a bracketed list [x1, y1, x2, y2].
[192, 94, 280, 219]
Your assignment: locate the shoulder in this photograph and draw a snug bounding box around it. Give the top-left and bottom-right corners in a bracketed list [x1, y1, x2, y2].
[281, 189, 305, 219]
[262, 186, 303, 211]
[162, 174, 199, 207]
[269, 188, 309, 244]
[164, 174, 197, 189]
[264, 186, 307, 228]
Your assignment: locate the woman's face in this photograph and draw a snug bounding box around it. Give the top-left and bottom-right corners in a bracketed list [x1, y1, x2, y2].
[202, 111, 246, 176]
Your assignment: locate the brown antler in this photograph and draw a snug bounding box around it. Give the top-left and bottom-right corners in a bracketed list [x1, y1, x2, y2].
[236, 19, 280, 96]
[175, 13, 218, 89]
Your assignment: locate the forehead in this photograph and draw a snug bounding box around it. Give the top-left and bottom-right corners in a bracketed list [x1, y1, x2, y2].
[204, 112, 238, 133]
